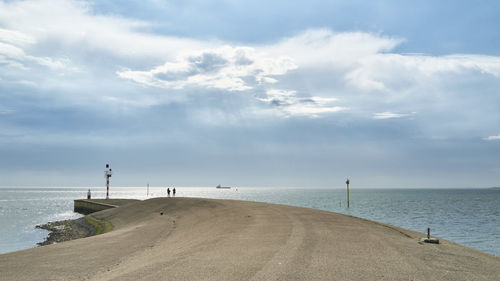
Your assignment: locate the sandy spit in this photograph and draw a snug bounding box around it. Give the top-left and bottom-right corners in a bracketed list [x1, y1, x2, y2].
[0, 197, 498, 281]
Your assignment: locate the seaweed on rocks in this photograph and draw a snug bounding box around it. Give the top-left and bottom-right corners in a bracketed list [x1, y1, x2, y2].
[36, 217, 96, 246]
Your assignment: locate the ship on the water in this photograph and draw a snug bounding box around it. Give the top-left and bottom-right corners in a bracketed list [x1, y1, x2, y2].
[216, 184, 231, 189]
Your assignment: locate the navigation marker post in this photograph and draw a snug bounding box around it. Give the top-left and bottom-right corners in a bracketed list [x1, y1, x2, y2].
[105, 164, 112, 200]
[346, 179, 350, 208]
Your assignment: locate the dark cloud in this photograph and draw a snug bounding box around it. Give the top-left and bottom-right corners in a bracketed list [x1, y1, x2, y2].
[189, 52, 228, 73]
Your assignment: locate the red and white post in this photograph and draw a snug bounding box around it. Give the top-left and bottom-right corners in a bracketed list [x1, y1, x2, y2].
[105, 164, 112, 200]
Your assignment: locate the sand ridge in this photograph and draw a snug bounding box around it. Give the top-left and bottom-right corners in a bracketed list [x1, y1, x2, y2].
[0, 197, 499, 280]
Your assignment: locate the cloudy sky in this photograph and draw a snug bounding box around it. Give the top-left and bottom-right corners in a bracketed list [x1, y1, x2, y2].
[1, 0, 500, 188]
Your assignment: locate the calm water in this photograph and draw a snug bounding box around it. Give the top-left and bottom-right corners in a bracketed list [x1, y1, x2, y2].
[0, 187, 499, 257]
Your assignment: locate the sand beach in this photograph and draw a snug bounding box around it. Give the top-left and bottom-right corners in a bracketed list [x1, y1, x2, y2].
[0, 197, 498, 280]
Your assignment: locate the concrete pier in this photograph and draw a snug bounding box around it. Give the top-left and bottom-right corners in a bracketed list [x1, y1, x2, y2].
[74, 199, 139, 214]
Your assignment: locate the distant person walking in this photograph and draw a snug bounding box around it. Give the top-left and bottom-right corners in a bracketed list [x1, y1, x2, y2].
[87, 189, 91, 199]
[167, 188, 171, 197]
[173, 188, 176, 197]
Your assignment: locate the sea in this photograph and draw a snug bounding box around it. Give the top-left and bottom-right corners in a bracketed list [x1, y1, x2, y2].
[0, 187, 499, 257]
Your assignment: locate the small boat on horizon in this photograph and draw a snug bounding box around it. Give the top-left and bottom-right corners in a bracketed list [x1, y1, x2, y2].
[216, 184, 231, 189]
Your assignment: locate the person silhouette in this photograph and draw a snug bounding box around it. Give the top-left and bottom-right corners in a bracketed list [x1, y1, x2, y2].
[173, 188, 176, 197]
[167, 188, 171, 197]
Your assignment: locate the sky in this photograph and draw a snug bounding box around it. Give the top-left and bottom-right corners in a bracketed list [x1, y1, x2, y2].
[1, 0, 500, 188]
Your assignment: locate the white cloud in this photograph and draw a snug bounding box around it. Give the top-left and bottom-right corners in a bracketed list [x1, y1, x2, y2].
[0, 40, 69, 70]
[118, 46, 297, 91]
[344, 53, 500, 93]
[0, 28, 35, 46]
[0, 0, 212, 62]
[1, 0, 500, 132]
[265, 29, 403, 67]
[0, 25, 68, 71]
[484, 135, 500, 141]
[257, 89, 346, 118]
[373, 112, 411, 120]
[115, 29, 405, 95]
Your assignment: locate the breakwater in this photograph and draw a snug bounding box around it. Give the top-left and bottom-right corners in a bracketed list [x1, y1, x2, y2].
[1, 187, 498, 257]
[2, 197, 499, 281]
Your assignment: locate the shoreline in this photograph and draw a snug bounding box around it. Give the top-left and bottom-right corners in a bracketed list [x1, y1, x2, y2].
[35, 214, 114, 246]
[1, 197, 498, 280]
[36, 199, 138, 246]
[36, 218, 95, 246]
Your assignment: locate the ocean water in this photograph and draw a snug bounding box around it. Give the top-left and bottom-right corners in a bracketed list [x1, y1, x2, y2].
[0, 187, 498, 257]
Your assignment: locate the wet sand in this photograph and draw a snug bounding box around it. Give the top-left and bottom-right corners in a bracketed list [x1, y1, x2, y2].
[1, 197, 499, 280]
